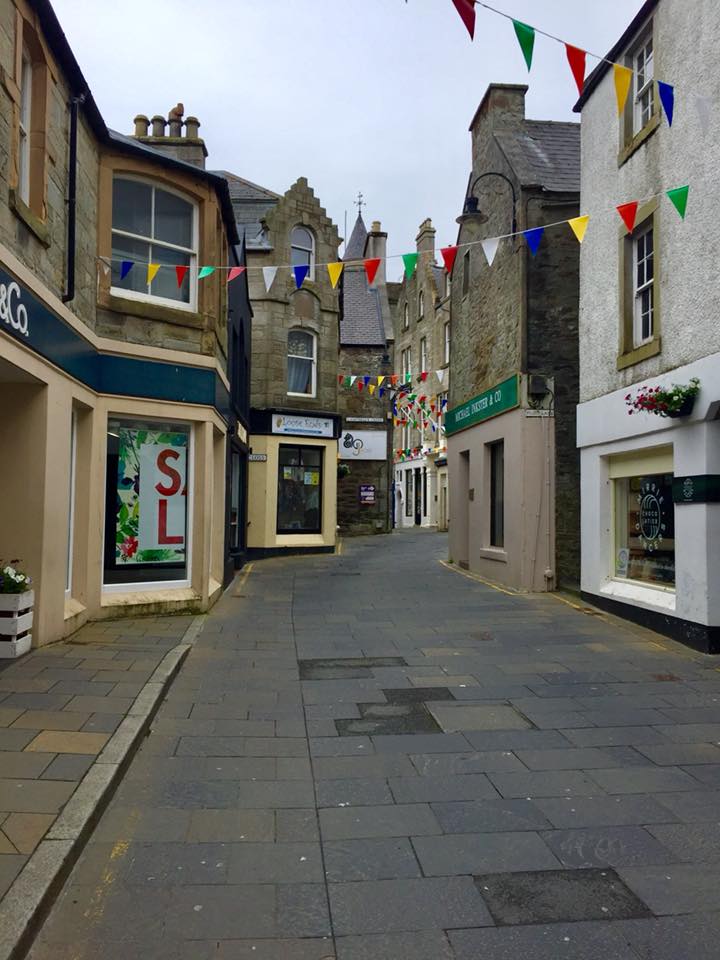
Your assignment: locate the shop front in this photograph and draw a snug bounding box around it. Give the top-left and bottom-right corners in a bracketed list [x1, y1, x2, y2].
[246, 409, 340, 556]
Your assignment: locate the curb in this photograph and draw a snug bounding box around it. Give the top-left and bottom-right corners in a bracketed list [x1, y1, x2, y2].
[0, 614, 205, 960]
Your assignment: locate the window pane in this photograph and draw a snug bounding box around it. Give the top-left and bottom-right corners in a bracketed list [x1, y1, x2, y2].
[291, 226, 313, 250]
[614, 473, 674, 586]
[111, 234, 150, 294]
[113, 178, 152, 237]
[490, 441, 504, 547]
[288, 330, 313, 357]
[150, 244, 191, 303]
[104, 418, 190, 585]
[291, 247, 312, 268]
[288, 356, 312, 393]
[154, 188, 193, 248]
[277, 446, 323, 533]
[230, 453, 241, 549]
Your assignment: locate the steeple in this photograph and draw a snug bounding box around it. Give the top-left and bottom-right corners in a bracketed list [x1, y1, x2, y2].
[344, 213, 368, 261]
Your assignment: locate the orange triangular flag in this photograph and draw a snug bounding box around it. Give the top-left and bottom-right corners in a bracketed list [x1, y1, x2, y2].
[364, 258, 381, 285]
[567, 215, 589, 243]
[617, 201, 639, 233]
[613, 64, 633, 114]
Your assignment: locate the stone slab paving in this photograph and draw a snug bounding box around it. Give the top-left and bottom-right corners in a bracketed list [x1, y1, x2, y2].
[22, 531, 720, 959]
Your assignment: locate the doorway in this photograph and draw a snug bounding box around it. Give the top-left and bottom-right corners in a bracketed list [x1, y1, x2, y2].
[414, 468, 422, 525]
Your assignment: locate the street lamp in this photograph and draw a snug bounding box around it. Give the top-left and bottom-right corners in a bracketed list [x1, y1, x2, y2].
[456, 171, 517, 237]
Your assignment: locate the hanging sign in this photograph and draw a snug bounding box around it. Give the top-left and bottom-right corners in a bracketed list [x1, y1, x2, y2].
[445, 375, 519, 435]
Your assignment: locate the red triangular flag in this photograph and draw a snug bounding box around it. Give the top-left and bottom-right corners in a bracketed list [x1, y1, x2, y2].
[616, 201, 639, 233]
[390, 374, 399, 386]
[364, 258, 381, 285]
[450, 0, 476, 40]
[338, 375, 343, 385]
[227, 266, 245, 283]
[440, 246, 459, 274]
[420, 372, 428, 382]
[358, 380, 364, 392]
[175, 265, 189, 287]
[565, 44, 586, 96]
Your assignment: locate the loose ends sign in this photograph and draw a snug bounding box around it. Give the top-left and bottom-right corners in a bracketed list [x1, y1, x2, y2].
[138, 443, 187, 554]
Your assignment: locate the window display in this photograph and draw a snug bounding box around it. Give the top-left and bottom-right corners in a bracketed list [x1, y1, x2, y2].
[614, 472, 675, 586]
[277, 446, 322, 533]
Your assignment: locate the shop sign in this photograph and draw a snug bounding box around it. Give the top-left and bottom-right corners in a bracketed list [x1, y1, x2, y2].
[359, 484, 376, 504]
[346, 417, 384, 423]
[672, 475, 720, 504]
[0, 279, 29, 338]
[339, 430, 387, 460]
[445, 375, 519, 435]
[272, 413, 334, 437]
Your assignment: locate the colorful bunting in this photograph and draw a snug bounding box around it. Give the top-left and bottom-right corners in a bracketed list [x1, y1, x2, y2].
[513, 20, 535, 71]
[658, 81, 674, 126]
[377, 376, 385, 387]
[613, 64, 633, 114]
[369, 384, 376, 396]
[616, 201, 639, 233]
[523, 227, 545, 256]
[667, 185, 689, 219]
[420, 371, 428, 382]
[175, 265, 189, 287]
[567, 215, 589, 243]
[565, 44, 586, 96]
[227, 266, 245, 283]
[402, 252, 419, 279]
[327, 262, 343, 289]
[198, 266, 215, 279]
[337, 375, 344, 385]
[440, 246, 459, 274]
[293, 264, 310, 288]
[120, 261, 133, 280]
[147, 263, 160, 284]
[364, 258, 381, 285]
[263, 266, 277, 292]
[99, 257, 111, 277]
[357, 380, 364, 392]
[450, 0, 475, 39]
[363, 376, 371, 386]
[481, 237, 500, 267]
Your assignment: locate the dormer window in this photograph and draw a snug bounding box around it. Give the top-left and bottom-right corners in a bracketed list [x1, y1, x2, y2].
[111, 176, 197, 309]
[291, 226, 315, 280]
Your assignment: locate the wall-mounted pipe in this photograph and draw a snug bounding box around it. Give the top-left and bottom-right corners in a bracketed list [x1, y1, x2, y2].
[63, 94, 84, 303]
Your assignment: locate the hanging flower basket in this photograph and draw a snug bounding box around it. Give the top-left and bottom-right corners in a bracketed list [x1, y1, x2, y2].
[0, 563, 34, 659]
[625, 377, 700, 419]
[337, 463, 351, 480]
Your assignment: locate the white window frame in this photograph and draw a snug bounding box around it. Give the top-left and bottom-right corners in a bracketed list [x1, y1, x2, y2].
[419, 337, 427, 373]
[444, 321, 450, 365]
[65, 410, 77, 598]
[633, 30, 654, 134]
[110, 175, 199, 312]
[401, 347, 412, 380]
[418, 291, 424, 321]
[18, 47, 32, 205]
[287, 328, 317, 398]
[403, 302, 409, 330]
[290, 225, 315, 281]
[445, 272, 451, 299]
[633, 224, 654, 347]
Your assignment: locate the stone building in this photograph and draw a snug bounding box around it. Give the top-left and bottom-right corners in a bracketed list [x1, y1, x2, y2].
[446, 83, 580, 591]
[223, 172, 342, 555]
[0, 0, 250, 650]
[575, 0, 720, 650]
[336, 212, 394, 535]
[392, 218, 451, 530]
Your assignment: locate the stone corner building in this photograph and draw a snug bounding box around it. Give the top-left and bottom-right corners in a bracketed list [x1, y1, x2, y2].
[447, 83, 580, 592]
[336, 213, 394, 535]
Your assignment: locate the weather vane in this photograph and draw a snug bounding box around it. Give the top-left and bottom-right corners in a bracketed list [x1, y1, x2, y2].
[354, 191, 365, 214]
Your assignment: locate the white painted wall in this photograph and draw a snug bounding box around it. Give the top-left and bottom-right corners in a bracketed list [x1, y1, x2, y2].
[579, 0, 720, 403]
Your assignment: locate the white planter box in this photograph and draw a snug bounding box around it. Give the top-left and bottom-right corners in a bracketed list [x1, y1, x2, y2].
[0, 590, 34, 658]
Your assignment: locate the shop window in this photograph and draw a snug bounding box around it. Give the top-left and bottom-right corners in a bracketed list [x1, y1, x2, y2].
[614, 472, 675, 587]
[229, 451, 243, 550]
[277, 446, 322, 533]
[489, 440, 504, 547]
[405, 471, 412, 517]
[291, 226, 315, 280]
[287, 329, 316, 396]
[65, 410, 77, 597]
[104, 418, 190, 586]
[111, 177, 197, 308]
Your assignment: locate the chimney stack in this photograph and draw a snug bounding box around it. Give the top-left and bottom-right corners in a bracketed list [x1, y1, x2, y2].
[366, 220, 388, 284]
[416, 218, 436, 261]
[130, 104, 208, 169]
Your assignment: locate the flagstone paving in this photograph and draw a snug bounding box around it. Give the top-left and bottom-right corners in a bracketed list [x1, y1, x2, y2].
[22, 531, 720, 959]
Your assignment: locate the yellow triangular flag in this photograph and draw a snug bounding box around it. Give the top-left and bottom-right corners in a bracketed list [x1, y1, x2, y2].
[377, 375, 385, 387]
[327, 262, 343, 289]
[567, 215, 590, 243]
[147, 263, 161, 284]
[369, 383, 376, 396]
[613, 64, 633, 115]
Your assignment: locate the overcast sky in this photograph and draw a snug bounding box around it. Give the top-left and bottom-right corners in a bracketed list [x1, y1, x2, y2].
[53, 0, 643, 279]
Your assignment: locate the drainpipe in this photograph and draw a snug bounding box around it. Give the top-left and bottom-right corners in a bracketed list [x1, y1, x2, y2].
[63, 94, 85, 303]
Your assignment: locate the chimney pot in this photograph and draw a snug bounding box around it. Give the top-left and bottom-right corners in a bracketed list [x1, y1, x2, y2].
[151, 114, 166, 137]
[168, 103, 184, 137]
[184, 116, 200, 139]
[371, 220, 381, 233]
[133, 114, 149, 137]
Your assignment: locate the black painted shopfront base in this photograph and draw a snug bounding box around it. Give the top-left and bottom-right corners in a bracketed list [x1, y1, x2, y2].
[246, 545, 335, 561]
[581, 591, 720, 655]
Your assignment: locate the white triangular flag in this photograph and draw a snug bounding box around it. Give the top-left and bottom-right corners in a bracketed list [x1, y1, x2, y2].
[694, 94, 711, 134]
[436, 369, 445, 383]
[350, 375, 357, 386]
[481, 237, 501, 266]
[263, 266, 277, 291]
[99, 257, 111, 276]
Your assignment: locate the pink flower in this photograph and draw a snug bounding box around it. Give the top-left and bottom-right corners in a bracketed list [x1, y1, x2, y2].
[120, 536, 138, 559]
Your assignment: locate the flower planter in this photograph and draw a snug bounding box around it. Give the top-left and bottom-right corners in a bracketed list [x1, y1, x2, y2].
[0, 590, 34, 659]
[665, 397, 696, 419]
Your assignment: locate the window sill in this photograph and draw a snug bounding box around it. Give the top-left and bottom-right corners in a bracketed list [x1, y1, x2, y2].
[602, 577, 676, 612]
[287, 392, 317, 399]
[618, 113, 660, 167]
[103, 293, 204, 328]
[617, 337, 662, 370]
[477, 546, 508, 563]
[9, 190, 50, 247]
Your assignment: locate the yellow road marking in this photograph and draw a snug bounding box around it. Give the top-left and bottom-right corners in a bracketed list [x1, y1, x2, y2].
[232, 562, 254, 596]
[439, 559, 520, 597]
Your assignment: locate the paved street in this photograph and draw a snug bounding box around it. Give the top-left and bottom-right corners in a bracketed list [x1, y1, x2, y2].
[25, 530, 720, 960]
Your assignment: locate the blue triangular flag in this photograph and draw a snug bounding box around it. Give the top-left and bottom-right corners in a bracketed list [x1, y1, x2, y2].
[363, 376, 371, 386]
[658, 81, 674, 126]
[523, 227, 544, 256]
[379, 388, 385, 398]
[120, 260, 133, 280]
[293, 264, 310, 288]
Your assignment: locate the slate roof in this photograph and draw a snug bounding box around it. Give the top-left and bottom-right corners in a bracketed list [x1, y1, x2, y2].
[217, 170, 281, 248]
[494, 121, 580, 193]
[340, 214, 387, 347]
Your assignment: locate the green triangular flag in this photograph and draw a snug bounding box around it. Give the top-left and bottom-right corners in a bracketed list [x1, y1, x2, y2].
[343, 375, 351, 387]
[402, 253, 418, 279]
[513, 20, 535, 71]
[667, 185, 689, 220]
